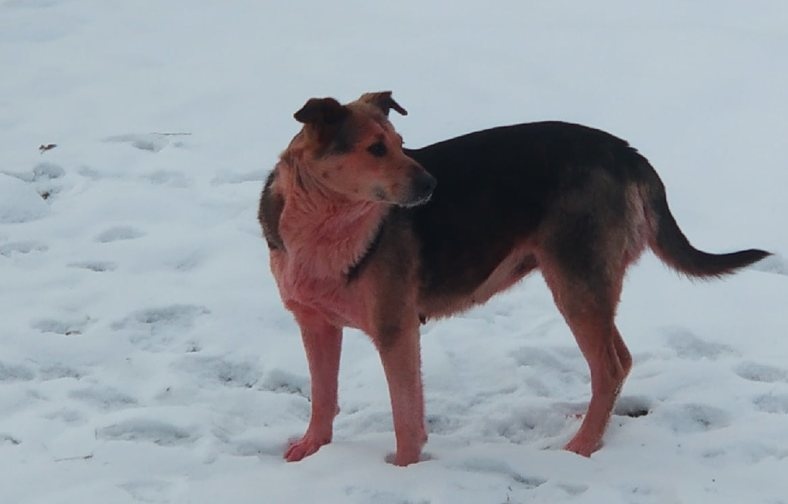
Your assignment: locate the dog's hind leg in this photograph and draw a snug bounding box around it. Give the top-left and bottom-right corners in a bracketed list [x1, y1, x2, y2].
[542, 264, 630, 456]
[563, 318, 629, 457]
[537, 212, 632, 456]
[284, 307, 342, 462]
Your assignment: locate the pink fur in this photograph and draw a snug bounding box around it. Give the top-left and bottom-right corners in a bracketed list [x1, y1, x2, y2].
[270, 157, 390, 331]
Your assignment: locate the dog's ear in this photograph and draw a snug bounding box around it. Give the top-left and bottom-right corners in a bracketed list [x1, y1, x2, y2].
[359, 91, 408, 117]
[294, 97, 349, 126]
[294, 97, 350, 146]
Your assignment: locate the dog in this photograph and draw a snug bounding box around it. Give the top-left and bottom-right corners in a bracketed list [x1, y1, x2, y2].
[258, 91, 769, 466]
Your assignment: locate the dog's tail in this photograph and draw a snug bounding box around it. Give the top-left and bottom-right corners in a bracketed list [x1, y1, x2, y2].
[639, 162, 770, 278]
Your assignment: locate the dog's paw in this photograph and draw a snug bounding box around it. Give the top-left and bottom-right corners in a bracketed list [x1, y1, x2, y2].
[563, 434, 601, 457]
[385, 450, 430, 467]
[284, 432, 331, 462]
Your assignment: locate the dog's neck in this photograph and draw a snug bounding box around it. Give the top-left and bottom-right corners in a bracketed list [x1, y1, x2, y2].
[274, 157, 390, 281]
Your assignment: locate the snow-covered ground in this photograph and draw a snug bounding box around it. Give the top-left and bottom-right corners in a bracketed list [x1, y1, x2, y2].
[2, 1, 787, 502]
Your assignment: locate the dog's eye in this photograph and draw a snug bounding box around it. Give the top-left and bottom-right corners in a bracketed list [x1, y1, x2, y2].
[367, 141, 387, 157]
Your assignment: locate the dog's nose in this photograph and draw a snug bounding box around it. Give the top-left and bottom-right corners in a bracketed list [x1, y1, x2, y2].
[414, 171, 437, 197]
[408, 169, 437, 206]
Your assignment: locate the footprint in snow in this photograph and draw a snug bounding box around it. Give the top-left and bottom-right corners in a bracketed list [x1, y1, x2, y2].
[613, 395, 652, 418]
[655, 403, 730, 433]
[1, 434, 21, 446]
[39, 364, 83, 381]
[556, 482, 589, 496]
[95, 225, 145, 243]
[664, 328, 736, 361]
[0, 241, 48, 257]
[175, 354, 261, 389]
[753, 394, 788, 414]
[259, 368, 308, 396]
[104, 133, 190, 153]
[143, 170, 191, 188]
[511, 346, 572, 372]
[219, 437, 283, 458]
[119, 480, 176, 504]
[425, 413, 462, 436]
[455, 457, 546, 489]
[487, 406, 570, 444]
[31, 162, 66, 200]
[32, 316, 91, 336]
[112, 304, 210, 350]
[69, 385, 138, 411]
[0, 361, 35, 382]
[734, 362, 788, 383]
[96, 419, 197, 446]
[68, 260, 117, 272]
[2, 161, 66, 201]
[0, 174, 49, 223]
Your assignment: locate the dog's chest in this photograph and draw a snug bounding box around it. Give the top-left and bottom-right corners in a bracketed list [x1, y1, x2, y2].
[271, 251, 369, 329]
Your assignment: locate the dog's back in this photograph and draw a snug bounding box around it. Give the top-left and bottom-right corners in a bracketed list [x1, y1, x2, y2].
[404, 121, 768, 317]
[406, 122, 642, 301]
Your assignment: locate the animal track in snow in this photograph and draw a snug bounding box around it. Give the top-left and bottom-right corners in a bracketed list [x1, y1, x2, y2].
[39, 364, 83, 381]
[613, 395, 652, 418]
[425, 413, 463, 435]
[0, 174, 49, 223]
[486, 406, 570, 444]
[113, 304, 209, 350]
[68, 260, 117, 272]
[32, 316, 91, 336]
[0, 361, 35, 382]
[1, 433, 21, 446]
[143, 170, 191, 187]
[119, 479, 175, 504]
[753, 394, 788, 414]
[656, 403, 730, 433]
[259, 368, 308, 395]
[219, 437, 283, 458]
[0, 240, 48, 256]
[103, 133, 190, 153]
[31, 162, 66, 200]
[97, 419, 197, 446]
[95, 225, 145, 243]
[456, 457, 547, 489]
[44, 408, 85, 425]
[69, 385, 138, 410]
[556, 482, 589, 496]
[175, 355, 261, 389]
[2, 161, 66, 201]
[665, 329, 736, 361]
[735, 362, 788, 383]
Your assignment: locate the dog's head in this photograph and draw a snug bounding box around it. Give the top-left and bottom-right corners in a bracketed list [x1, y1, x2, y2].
[292, 91, 435, 207]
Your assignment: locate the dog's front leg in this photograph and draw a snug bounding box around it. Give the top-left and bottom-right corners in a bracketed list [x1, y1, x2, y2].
[284, 306, 342, 462]
[377, 323, 427, 466]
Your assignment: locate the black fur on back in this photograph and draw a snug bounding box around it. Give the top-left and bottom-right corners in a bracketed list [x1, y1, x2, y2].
[403, 121, 647, 297]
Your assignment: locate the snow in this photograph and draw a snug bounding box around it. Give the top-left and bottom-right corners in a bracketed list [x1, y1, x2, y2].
[1, 1, 787, 503]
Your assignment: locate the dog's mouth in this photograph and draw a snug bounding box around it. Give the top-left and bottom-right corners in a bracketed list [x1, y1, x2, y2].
[372, 175, 436, 208]
[399, 171, 436, 208]
[398, 191, 433, 208]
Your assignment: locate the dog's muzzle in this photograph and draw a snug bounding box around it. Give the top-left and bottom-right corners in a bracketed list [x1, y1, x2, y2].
[403, 169, 437, 207]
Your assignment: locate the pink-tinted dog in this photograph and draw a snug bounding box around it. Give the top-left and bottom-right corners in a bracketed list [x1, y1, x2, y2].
[259, 91, 769, 466]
